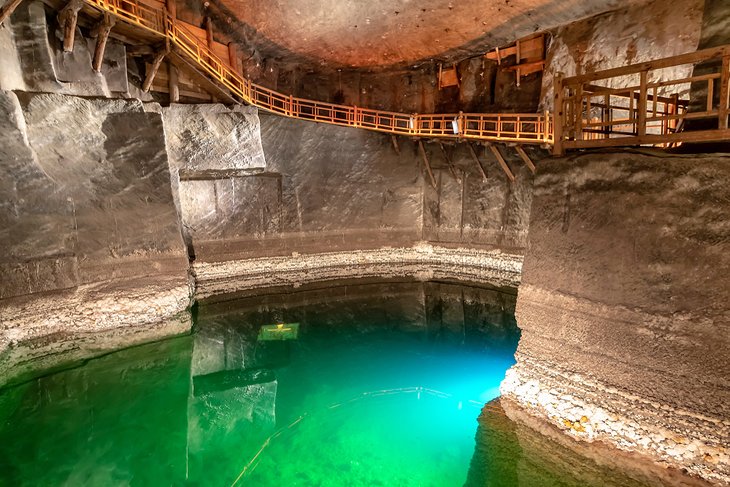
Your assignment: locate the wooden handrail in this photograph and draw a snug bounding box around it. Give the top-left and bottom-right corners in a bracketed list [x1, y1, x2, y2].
[555, 43, 730, 154]
[83, 0, 551, 145]
[83, 0, 730, 153]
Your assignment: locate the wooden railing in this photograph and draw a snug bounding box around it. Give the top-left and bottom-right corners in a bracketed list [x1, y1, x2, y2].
[83, 0, 730, 153]
[84, 0, 552, 145]
[554, 45, 730, 154]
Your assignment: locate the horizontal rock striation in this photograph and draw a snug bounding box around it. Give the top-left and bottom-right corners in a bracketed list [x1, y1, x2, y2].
[0, 276, 192, 387]
[192, 244, 523, 299]
[501, 150, 730, 485]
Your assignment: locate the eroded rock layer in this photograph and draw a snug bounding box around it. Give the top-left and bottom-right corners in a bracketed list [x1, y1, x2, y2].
[0, 90, 193, 385]
[501, 150, 730, 484]
[193, 244, 523, 300]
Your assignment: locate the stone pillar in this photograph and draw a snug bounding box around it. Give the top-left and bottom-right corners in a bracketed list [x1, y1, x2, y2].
[501, 151, 730, 484]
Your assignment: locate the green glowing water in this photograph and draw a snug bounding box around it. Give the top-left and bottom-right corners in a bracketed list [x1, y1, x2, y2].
[0, 282, 681, 486]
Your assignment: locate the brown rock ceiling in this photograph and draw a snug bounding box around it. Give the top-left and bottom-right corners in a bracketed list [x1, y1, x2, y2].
[203, 0, 644, 69]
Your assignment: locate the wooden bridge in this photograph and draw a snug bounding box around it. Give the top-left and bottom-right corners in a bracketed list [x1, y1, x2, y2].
[2, 0, 730, 156]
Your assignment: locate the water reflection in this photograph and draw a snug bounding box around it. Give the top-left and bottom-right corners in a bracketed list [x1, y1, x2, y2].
[0, 279, 704, 486]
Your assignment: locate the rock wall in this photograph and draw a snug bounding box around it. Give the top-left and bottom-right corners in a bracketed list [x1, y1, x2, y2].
[0, 91, 192, 386]
[161, 103, 267, 254]
[180, 111, 535, 263]
[540, 0, 705, 110]
[193, 244, 523, 300]
[501, 150, 730, 484]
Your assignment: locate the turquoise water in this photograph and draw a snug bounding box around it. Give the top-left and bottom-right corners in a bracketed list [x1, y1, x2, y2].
[0, 281, 690, 486]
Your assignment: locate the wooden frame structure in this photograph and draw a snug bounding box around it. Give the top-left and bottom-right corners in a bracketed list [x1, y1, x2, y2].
[44, 0, 730, 156]
[485, 33, 546, 86]
[79, 0, 552, 145]
[554, 45, 730, 154]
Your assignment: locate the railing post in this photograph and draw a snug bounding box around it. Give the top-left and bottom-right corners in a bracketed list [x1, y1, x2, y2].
[553, 72, 564, 156]
[543, 109, 550, 143]
[719, 56, 729, 130]
[638, 70, 648, 137]
[573, 83, 583, 142]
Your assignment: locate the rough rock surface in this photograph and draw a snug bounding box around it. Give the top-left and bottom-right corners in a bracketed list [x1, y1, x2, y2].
[192, 244, 523, 300]
[0, 276, 192, 387]
[162, 104, 266, 172]
[501, 150, 730, 485]
[0, 91, 192, 385]
[207, 0, 645, 69]
[162, 104, 267, 251]
[540, 0, 704, 110]
[0, 91, 189, 293]
[182, 112, 535, 262]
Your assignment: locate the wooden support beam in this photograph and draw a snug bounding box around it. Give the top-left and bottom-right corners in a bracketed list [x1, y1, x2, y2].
[390, 135, 400, 155]
[418, 140, 437, 190]
[439, 143, 460, 182]
[487, 144, 515, 182]
[204, 16, 214, 49]
[228, 42, 239, 72]
[58, 0, 84, 52]
[91, 13, 115, 72]
[553, 73, 565, 156]
[143, 48, 168, 92]
[165, 0, 176, 20]
[514, 146, 536, 174]
[0, 0, 23, 25]
[168, 62, 179, 103]
[467, 143, 487, 181]
[638, 70, 648, 137]
[719, 56, 730, 130]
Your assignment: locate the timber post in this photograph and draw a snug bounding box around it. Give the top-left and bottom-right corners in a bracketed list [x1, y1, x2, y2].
[58, 0, 84, 52]
[91, 12, 115, 72]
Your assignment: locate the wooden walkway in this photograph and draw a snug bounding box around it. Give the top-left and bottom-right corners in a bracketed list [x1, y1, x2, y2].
[4, 0, 730, 154]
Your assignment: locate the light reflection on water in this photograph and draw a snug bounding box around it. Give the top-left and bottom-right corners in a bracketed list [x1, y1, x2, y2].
[0, 280, 699, 486]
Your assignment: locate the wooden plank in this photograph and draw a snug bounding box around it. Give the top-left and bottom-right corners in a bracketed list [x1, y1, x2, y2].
[515, 145, 536, 174]
[719, 56, 730, 130]
[553, 73, 564, 156]
[563, 45, 730, 85]
[418, 141, 438, 189]
[0, 0, 24, 25]
[228, 42, 239, 72]
[504, 60, 545, 74]
[91, 13, 115, 72]
[204, 16, 214, 48]
[707, 77, 714, 113]
[164, 0, 176, 19]
[439, 65, 459, 89]
[467, 143, 488, 181]
[638, 70, 648, 137]
[573, 84, 583, 141]
[485, 35, 543, 62]
[487, 144, 515, 182]
[563, 128, 730, 149]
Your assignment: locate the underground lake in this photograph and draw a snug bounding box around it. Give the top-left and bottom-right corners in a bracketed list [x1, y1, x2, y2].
[0, 280, 712, 486]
